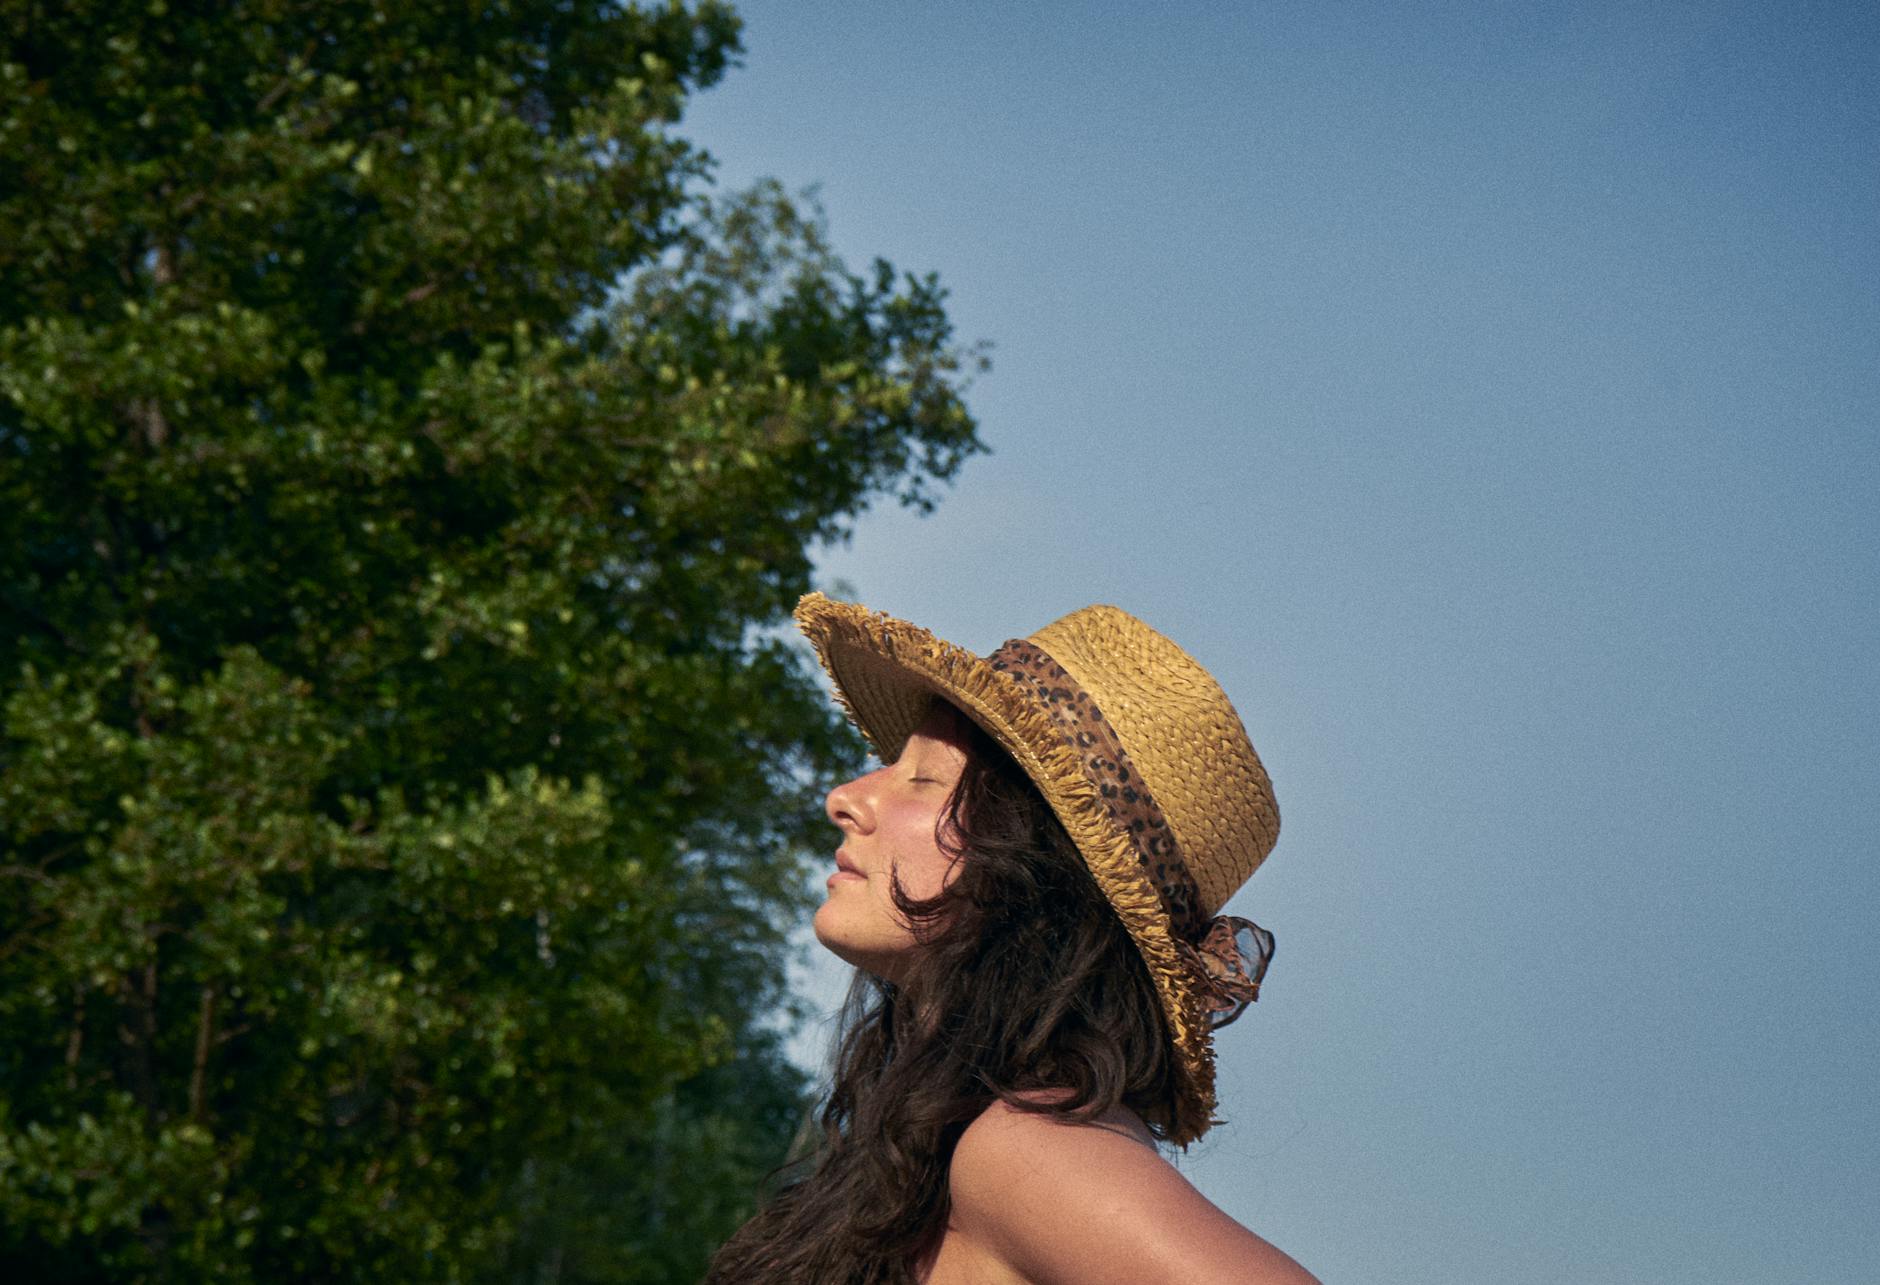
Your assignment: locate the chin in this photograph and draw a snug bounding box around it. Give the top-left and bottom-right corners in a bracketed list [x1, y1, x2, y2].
[811, 901, 897, 976]
[811, 900, 862, 963]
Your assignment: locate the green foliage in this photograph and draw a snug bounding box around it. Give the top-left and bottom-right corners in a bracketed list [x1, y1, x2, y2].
[0, 2, 983, 1280]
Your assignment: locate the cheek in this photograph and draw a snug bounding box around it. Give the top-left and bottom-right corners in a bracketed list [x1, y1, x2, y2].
[887, 844, 960, 904]
[875, 797, 962, 905]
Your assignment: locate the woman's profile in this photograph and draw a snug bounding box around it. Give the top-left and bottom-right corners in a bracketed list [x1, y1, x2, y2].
[706, 593, 1318, 1283]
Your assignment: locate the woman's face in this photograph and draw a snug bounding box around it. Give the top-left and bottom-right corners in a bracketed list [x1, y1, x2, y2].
[813, 701, 972, 981]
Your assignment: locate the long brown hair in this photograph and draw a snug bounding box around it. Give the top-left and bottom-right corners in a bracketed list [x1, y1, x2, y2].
[705, 705, 1180, 1283]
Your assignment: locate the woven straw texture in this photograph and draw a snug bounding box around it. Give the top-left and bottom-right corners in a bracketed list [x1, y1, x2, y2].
[793, 592, 1279, 1144]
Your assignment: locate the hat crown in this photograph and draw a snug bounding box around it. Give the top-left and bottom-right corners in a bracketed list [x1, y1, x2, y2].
[1027, 605, 1278, 916]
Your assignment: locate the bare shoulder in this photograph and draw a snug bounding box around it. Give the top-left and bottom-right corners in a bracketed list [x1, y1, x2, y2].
[948, 1100, 1319, 1285]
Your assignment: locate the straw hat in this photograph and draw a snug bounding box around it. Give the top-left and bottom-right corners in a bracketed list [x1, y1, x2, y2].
[794, 592, 1279, 1144]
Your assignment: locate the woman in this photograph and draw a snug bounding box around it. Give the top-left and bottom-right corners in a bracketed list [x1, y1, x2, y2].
[707, 594, 1318, 1284]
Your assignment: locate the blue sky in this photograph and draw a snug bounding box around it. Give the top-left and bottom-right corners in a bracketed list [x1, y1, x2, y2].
[682, 4, 1879, 1280]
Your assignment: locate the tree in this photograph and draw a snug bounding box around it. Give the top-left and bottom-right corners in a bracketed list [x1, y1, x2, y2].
[0, 2, 983, 1280]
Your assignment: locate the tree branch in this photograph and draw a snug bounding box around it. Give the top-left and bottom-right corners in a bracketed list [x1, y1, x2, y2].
[189, 985, 216, 1121]
[254, 38, 320, 114]
[65, 987, 85, 1092]
[118, 962, 163, 1131]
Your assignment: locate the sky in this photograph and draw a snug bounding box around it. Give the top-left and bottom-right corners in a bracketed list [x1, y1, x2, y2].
[680, 4, 1880, 1281]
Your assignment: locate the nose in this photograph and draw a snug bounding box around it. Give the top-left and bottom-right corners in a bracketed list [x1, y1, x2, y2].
[825, 769, 877, 835]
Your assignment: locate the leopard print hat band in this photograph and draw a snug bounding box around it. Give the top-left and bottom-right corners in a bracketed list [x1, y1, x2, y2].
[988, 638, 1273, 1027]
